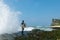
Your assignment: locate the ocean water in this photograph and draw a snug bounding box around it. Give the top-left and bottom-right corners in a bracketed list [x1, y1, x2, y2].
[0, 0, 21, 34]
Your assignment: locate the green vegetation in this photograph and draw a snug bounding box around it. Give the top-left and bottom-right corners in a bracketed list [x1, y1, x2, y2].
[15, 29, 60, 40]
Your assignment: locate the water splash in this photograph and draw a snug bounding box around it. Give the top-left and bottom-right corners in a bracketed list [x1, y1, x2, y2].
[0, 0, 21, 34]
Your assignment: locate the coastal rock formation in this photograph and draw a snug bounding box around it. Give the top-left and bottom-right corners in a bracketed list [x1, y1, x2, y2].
[51, 19, 60, 26]
[51, 19, 60, 29]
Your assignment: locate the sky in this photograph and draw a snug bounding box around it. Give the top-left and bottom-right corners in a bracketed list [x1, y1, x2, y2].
[4, 0, 60, 26]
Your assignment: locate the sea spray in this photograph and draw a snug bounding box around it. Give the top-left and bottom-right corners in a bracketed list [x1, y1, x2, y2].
[0, 0, 21, 34]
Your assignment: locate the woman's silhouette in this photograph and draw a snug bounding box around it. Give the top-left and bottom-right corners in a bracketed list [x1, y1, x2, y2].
[21, 20, 26, 35]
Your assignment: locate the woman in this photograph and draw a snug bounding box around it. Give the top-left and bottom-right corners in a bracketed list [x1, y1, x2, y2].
[21, 20, 26, 35]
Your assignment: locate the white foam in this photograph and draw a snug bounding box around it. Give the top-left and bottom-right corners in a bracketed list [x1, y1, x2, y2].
[0, 0, 21, 34]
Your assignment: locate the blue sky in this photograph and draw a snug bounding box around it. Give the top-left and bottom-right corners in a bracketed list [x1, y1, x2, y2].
[4, 0, 60, 26]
